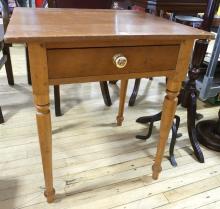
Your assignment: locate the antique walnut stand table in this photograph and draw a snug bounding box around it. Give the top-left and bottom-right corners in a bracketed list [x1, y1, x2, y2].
[5, 8, 212, 203]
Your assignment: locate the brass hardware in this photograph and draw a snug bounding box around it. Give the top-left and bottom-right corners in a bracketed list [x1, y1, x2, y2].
[113, 54, 127, 69]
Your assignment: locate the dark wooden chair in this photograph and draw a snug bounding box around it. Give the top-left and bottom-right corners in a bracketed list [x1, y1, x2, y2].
[129, 0, 217, 106]
[0, 0, 12, 123]
[0, 0, 14, 86]
[46, 0, 113, 117]
[133, 0, 219, 166]
[1, 0, 33, 85]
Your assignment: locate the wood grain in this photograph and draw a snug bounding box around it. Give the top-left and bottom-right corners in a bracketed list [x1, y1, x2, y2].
[28, 43, 55, 203]
[47, 45, 179, 80]
[5, 8, 212, 44]
[1, 45, 220, 208]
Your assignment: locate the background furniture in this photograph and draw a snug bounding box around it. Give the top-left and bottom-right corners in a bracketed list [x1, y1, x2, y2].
[130, 0, 219, 166]
[131, 0, 207, 14]
[47, 0, 113, 117]
[0, 2, 11, 123]
[5, 8, 211, 203]
[196, 27, 220, 151]
[0, 0, 14, 86]
[1, 0, 32, 85]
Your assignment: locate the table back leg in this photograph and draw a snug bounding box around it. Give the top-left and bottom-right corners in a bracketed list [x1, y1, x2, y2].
[117, 79, 128, 126]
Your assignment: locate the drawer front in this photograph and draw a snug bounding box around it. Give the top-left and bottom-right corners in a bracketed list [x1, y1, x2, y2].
[47, 45, 179, 79]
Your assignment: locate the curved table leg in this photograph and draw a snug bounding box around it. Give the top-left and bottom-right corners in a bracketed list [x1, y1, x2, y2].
[136, 112, 162, 140]
[187, 92, 204, 163]
[3, 44, 14, 86]
[54, 85, 62, 117]
[0, 106, 4, 124]
[129, 78, 141, 106]
[100, 81, 112, 106]
[169, 115, 181, 167]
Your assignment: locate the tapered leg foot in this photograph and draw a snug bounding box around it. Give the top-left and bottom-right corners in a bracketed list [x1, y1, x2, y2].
[152, 164, 162, 180]
[44, 188, 56, 203]
[117, 80, 128, 126]
[116, 115, 124, 126]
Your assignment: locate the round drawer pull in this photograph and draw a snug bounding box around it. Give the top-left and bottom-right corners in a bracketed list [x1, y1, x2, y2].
[113, 54, 127, 69]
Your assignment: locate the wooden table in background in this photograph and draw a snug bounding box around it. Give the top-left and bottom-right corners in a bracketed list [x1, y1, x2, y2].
[5, 8, 212, 203]
[131, 0, 207, 14]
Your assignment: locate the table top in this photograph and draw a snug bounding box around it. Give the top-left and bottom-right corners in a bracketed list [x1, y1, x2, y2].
[5, 8, 212, 44]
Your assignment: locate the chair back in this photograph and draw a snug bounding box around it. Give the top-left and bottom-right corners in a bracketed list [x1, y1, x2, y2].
[200, 0, 220, 31]
[48, 0, 113, 9]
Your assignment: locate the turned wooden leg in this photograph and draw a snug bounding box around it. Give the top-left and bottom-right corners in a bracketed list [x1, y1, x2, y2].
[151, 40, 194, 179]
[117, 79, 128, 126]
[152, 81, 179, 180]
[25, 47, 32, 85]
[0, 106, 4, 124]
[3, 44, 14, 85]
[54, 85, 62, 117]
[129, 78, 141, 106]
[28, 43, 55, 203]
[99, 81, 112, 106]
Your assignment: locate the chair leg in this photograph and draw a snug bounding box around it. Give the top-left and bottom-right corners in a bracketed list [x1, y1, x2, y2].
[129, 78, 141, 106]
[54, 85, 62, 117]
[25, 47, 32, 85]
[99, 81, 112, 106]
[0, 106, 4, 124]
[3, 44, 14, 85]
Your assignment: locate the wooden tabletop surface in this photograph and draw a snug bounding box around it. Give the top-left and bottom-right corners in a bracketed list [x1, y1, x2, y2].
[5, 8, 212, 43]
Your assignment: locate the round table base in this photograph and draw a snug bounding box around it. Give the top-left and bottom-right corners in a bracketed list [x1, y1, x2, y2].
[196, 120, 220, 152]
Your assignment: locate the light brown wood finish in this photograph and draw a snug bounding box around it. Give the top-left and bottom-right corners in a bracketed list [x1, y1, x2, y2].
[4, 8, 212, 203]
[153, 39, 195, 179]
[47, 45, 179, 80]
[5, 8, 211, 44]
[28, 43, 55, 203]
[2, 45, 220, 209]
[117, 79, 128, 126]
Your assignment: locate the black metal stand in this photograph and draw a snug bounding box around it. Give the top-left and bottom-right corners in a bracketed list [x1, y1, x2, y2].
[136, 112, 182, 166]
[0, 106, 4, 124]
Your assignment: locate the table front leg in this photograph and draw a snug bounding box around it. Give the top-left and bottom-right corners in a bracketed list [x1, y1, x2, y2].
[152, 40, 194, 179]
[36, 103, 55, 202]
[152, 80, 179, 179]
[28, 43, 55, 203]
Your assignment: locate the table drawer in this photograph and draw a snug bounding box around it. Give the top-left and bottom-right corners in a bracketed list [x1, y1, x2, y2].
[47, 45, 179, 79]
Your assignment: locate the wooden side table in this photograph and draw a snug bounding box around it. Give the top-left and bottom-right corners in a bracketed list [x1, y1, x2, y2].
[5, 8, 212, 203]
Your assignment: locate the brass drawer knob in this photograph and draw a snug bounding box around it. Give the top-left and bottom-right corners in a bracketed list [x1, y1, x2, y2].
[113, 54, 127, 69]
